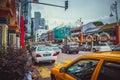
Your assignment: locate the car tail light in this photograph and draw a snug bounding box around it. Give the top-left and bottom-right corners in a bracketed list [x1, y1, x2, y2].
[53, 53, 58, 56]
[36, 54, 41, 57]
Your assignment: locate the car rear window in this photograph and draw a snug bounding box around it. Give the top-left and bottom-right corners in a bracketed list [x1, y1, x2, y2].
[97, 61, 120, 80]
[37, 47, 52, 51]
[99, 44, 106, 46]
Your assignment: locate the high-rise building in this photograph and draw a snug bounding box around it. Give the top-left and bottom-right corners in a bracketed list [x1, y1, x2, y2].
[40, 18, 45, 29]
[34, 12, 41, 30]
[31, 18, 35, 35]
[45, 25, 49, 30]
[22, 0, 32, 37]
[117, 0, 120, 22]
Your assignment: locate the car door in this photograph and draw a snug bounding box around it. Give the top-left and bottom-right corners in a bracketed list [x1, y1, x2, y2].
[61, 59, 99, 80]
[97, 60, 120, 80]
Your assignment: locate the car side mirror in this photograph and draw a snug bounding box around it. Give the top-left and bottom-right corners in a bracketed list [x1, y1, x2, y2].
[59, 67, 66, 73]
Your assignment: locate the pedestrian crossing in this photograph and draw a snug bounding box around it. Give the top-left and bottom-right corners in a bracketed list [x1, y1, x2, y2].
[35, 60, 71, 78]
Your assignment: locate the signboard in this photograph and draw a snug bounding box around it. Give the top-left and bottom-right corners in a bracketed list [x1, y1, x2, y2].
[100, 32, 110, 42]
[0, 27, 2, 50]
[86, 35, 93, 42]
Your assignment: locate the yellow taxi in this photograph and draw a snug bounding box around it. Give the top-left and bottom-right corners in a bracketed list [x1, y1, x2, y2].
[51, 45, 120, 80]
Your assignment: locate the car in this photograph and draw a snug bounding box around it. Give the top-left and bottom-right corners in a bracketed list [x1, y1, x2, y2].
[51, 46, 61, 54]
[32, 46, 58, 63]
[92, 43, 112, 52]
[79, 44, 91, 51]
[107, 42, 116, 50]
[62, 42, 79, 54]
[46, 43, 61, 54]
[51, 47, 120, 80]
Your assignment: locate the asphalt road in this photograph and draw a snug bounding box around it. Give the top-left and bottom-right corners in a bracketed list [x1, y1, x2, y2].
[35, 51, 92, 80]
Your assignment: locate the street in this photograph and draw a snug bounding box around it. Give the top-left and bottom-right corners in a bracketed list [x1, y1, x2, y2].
[35, 51, 92, 80]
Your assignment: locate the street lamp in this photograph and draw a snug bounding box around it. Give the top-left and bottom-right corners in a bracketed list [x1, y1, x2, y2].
[110, 1, 120, 44]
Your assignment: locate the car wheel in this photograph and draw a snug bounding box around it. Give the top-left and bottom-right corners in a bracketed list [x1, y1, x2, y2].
[51, 74, 56, 80]
[67, 51, 70, 54]
[83, 48, 86, 51]
[51, 60, 55, 63]
[93, 48, 96, 52]
[76, 51, 79, 54]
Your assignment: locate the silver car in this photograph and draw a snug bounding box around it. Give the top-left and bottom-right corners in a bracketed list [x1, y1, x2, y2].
[32, 46, 58, 63]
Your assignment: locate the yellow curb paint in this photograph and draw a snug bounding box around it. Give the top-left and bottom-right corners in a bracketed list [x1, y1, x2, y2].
[63, 60, 71, 64]
[36, 66, 50, 78]
[35, 61, 69, 79]
[54, 61, 63, 67]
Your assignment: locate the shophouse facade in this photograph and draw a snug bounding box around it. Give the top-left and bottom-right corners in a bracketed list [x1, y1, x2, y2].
[0, 0, 20, 50]
[47, 30, 54, 43]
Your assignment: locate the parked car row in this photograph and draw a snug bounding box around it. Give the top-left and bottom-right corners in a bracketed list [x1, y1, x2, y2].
[61, 42, 115, 54]
[79, 42, 115, 52]
[61, 42, 79, 54]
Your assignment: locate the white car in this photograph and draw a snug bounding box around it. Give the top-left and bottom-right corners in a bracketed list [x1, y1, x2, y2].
[32, 46, 58, 63]
[92, 43, 112, 52]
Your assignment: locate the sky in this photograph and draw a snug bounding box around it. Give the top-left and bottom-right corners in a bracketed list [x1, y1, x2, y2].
[31, 0, 119, 30]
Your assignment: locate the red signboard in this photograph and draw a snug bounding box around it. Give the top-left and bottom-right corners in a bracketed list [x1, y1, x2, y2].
[20, 16, 25, 48]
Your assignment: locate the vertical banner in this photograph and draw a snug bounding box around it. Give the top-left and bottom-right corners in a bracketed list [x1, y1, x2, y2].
[20, 16, 25, 48]
[79, 32, 83, 45]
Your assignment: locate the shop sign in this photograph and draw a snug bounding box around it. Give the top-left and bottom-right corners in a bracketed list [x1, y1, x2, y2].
[110, 36, 115, 41]
[93, 34, 100, 41]
[86, 35, 93, 42]
[100, 32, 110, 42]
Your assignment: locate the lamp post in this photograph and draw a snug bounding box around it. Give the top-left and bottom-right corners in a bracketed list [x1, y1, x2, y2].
[110, 1, 120, 44]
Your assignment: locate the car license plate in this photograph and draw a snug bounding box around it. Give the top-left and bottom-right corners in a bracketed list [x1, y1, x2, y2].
[43, 54, 51, 56]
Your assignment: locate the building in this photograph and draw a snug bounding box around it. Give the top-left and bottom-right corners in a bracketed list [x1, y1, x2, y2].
[53, 25, 72, 43]
[34, 12, 41, 31]
[22, 0, 32, 37]
[35, 29, 48, 42]
[31, 18, 35, 35]
[40, 18, 45, 29]
[0, 0, 21, 50]
[47, 30, 54, 42]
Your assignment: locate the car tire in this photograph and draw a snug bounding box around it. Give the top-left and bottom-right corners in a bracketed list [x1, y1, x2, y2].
[51, 74, 56, 80]
[76, 51, 79, 54]
[51, 60, 55, 63]
[67, 51, 70, 54]
[83, 48, 86, 51]
[93, 48, 96, 52]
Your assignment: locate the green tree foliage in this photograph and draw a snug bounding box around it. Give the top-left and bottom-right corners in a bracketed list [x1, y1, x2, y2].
[0, 47, 30, 80]
[93, 21, 104, 26]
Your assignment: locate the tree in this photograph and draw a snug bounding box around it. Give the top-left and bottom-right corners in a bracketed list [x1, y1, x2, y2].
[93, 21, 104, 26]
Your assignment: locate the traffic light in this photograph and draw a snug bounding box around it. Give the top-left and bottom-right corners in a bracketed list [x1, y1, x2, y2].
[65, 0, 68, 10]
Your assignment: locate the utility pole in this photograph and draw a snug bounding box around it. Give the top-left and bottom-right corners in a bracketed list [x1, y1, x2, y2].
[110, 1, 120, 44]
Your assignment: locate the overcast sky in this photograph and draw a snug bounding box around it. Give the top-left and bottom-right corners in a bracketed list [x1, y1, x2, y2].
[31, 0, 119, 30]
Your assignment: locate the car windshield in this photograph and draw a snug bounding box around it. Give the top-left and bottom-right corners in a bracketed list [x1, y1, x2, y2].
[112, 45, 120, 51]
[99, 43, 107, 46]
[37, 47, 52, 51]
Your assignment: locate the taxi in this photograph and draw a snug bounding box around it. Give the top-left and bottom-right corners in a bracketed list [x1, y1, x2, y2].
[51, 45, 120, 80]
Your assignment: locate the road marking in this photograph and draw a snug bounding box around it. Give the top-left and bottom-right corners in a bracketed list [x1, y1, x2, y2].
[36, 66, 51, 78]
[63, 60, 71, 64]
[35, 60, 71, 78]
[54, 61, 63, 67]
